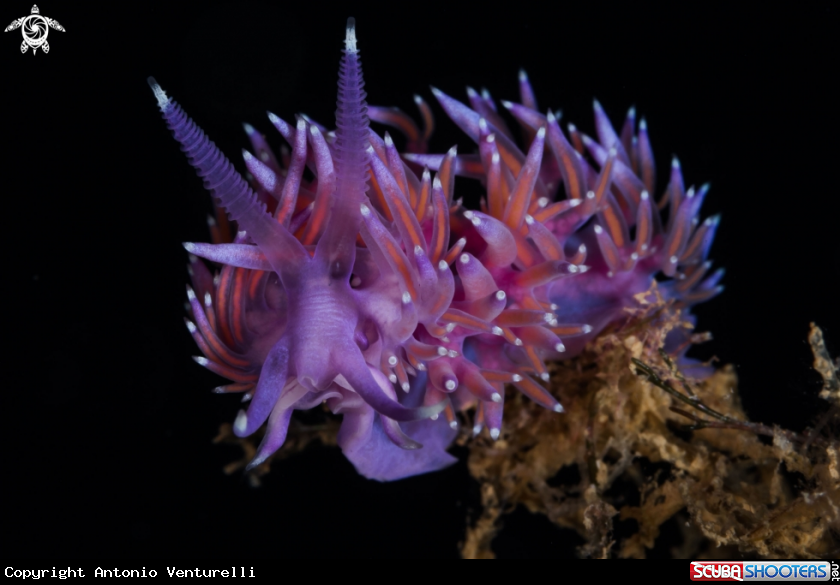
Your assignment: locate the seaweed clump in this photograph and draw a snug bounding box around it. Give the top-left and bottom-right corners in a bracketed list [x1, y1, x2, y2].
[461, 285, 840, 558]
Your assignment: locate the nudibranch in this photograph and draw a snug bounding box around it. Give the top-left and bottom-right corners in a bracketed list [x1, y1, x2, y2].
[149, 18, 721, 481]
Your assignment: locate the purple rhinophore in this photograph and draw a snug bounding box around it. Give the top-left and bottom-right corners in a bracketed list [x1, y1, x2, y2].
[150, 18, 721, 481]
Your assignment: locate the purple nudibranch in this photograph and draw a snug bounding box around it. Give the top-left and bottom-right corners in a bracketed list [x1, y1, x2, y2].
[150, 18, 721, 481]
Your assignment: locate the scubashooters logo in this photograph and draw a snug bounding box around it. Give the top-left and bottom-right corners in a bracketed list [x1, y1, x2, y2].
[690, 561, 836, 581]
[4, 5, 65, 54]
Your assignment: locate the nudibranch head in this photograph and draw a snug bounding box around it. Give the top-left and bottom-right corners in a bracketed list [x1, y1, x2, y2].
[150, 18, 720, 481]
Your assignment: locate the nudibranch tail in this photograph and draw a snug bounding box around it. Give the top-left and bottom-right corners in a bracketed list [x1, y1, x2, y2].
[152, 17, 721, 481]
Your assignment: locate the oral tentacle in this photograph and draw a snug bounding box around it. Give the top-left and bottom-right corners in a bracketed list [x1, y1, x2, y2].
[233, 339, 291, 438]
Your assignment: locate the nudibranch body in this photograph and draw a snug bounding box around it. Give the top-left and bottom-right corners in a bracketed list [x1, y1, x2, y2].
[150, 18, 721, 481]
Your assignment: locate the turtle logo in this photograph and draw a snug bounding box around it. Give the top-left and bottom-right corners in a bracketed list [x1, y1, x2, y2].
[5, 5, 65, 54]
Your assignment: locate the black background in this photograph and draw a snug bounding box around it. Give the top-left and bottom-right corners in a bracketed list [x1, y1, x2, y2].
[5, 2, 837, 558]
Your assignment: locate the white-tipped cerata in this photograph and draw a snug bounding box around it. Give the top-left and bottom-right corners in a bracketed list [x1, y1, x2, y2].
[344, 17, 358, 53]
[234, 410, 248, 434]
[147, 77, 171, 111]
